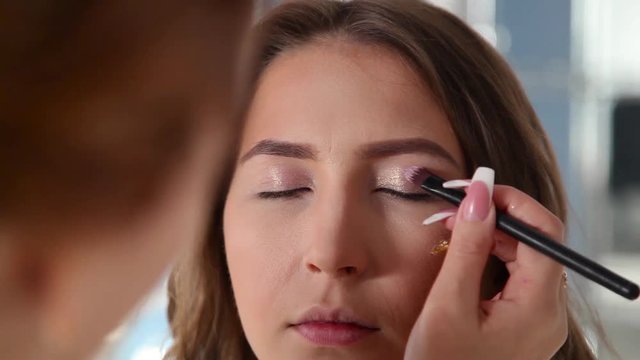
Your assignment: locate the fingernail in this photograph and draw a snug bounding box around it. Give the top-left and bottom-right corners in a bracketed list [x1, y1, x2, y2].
[442, 179, 472, 188]
[461, 167, 494, 222]
[422, 209, 457, 225]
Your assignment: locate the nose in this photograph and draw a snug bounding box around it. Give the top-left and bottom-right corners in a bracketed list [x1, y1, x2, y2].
[302, 187, 370, 278]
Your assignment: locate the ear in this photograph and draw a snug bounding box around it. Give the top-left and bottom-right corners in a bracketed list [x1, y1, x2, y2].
[0, 232, 51, 302]
[0, 230, 53, 358]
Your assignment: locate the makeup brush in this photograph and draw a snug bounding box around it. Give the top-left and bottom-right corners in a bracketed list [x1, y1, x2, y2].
[405, 166, 639, 301]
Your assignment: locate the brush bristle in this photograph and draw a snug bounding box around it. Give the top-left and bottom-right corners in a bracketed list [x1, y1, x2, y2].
[404, 166, 431, 186]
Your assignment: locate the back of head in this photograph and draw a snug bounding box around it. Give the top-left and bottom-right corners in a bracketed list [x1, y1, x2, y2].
[0, 0, 249, 227]
[0, 1, 251, 359]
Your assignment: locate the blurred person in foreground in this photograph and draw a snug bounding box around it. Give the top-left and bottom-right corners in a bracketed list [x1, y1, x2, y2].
[0, 1, 252, 359]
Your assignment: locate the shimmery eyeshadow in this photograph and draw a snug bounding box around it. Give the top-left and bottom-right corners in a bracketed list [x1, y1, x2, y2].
[259, 166, 311, 190]
[376, 166, 424, 192]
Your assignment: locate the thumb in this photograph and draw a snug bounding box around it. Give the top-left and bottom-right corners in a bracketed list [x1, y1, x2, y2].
[429, 167, 496, 313]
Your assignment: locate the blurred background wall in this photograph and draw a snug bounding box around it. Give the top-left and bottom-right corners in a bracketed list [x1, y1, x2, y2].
[95, 1, 640, 358]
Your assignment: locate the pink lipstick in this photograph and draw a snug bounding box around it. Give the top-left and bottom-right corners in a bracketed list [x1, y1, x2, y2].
[291, 307, 379, 346]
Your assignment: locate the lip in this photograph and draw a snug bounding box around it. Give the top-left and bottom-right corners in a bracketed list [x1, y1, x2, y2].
[290, 307, 379, 346]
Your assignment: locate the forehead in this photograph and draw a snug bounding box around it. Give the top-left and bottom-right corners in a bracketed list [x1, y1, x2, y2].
[242, 40, 463, 163]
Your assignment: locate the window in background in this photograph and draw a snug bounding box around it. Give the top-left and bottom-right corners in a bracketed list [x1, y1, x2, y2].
[572, 0, 640, 358]
[93, 277, 172, 360]
[610, 99, 640, 253]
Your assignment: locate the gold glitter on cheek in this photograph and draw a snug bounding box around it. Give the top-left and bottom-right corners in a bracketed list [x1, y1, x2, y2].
[430, 239, 449, 255]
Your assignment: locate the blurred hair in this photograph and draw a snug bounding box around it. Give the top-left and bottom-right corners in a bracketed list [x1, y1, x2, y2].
[167, 1, 597, 359]
[0, 0, 251, 228]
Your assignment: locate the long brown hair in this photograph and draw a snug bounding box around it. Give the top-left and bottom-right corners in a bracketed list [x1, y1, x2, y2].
[167, 1, 596, 358]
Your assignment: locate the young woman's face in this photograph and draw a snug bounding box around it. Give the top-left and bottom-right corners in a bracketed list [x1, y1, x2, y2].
[224, 41, 466, 359]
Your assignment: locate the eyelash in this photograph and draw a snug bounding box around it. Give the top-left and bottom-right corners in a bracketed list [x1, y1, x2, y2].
[257, 188, 311, 199]
[257, 187, 435, 202]
[374, 188, 435, 202]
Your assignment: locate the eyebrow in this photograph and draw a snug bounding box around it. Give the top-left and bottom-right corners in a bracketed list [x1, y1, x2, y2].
[240, 137, 459, 168]
[359, 138, 459, 168]
[240, 139, 316, 163]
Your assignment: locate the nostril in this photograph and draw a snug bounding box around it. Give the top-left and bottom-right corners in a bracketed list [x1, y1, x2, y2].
[306, 263, 321, 273]
[305, 263, 359, 276]
[343, 266, 357, 275]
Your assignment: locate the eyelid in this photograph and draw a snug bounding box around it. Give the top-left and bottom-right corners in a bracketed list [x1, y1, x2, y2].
[256, 167, 312, 192]
[375, 175, 423, 193]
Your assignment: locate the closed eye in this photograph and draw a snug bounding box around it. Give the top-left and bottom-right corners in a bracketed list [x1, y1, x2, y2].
[374, 188, 435, 202]
[257, 188, 312, 199]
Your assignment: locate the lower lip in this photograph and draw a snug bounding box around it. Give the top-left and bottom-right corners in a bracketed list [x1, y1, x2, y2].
[293, 322, 377, 346]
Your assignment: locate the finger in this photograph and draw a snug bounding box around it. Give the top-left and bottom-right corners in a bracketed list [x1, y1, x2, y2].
[442, 185, 564, 261]
[492, 185, 565, 246]
[441, 185, 565, 283]
[443, 215, 517, 263]
[429, 167, 496, 314]
[492, 186, 565, 283]
[491, 230, 519, 262]
[488, 186, 566, 307]
[421, 206, 515, 264]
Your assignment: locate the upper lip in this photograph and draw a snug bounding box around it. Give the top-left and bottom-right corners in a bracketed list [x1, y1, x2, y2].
[291, 306, 379, 330]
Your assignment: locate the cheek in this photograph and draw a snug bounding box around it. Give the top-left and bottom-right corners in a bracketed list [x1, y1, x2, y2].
[223, 199, 299, 339]
[375, 214, 449, 337]
[224, 201, 298, 287]
[378, 202, 450, 285]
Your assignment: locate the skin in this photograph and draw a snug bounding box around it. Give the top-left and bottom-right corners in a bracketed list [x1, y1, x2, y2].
[224, 41, 465, 359]
[225, 40, 568, 359]
[0, 3, 251, 359]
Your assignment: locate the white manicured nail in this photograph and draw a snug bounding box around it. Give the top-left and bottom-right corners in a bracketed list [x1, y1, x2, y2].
[443, 179, 472, 188]
[422, 210, 457, 225]
[471, 167, 495, 199]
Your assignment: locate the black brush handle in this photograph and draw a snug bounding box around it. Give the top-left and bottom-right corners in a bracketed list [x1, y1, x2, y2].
[422, 176, 640, 300]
